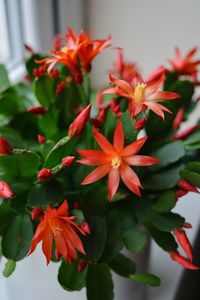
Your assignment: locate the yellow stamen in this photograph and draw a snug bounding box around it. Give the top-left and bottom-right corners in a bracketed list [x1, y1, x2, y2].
[134, 83, 146, 102]
[111, 157, 122, 169]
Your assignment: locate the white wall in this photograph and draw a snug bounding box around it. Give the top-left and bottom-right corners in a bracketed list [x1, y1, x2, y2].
[88, 0, 200, 88]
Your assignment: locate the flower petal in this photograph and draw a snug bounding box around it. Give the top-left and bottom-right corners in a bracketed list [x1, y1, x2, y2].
[144, 101, 165, 119]
[113, 122, 124, 152]
[57, 200, 69, 216]
[148, 91, 180, 101]
[28, 220, 47, 255]
[121, 136, 148, 157]
[77, 149, 110, 166]
[42, 227, 53, 265]
[124, 155, 160, 166]
[93, 127, 115, 154]
[108, 168, 120, 201]
[81, 164, 111, 185]
[120, 162, 142, 196]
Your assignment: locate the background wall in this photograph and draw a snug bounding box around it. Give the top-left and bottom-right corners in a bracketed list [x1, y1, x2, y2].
[88, 0, 200, 89]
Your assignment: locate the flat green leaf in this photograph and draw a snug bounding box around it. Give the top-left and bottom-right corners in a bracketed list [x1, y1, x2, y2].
[146, 223, 178, 251]
[130, 273, 161, 287]
[0, 87, 20, 117]
[108, 253, 136, 277]
[180, 163, 200, 188]
[0, 205, 16, 235]
[82, 216, 107, 261]
[152, 190, 176, 213]
[58, 260, 87, 291]
[149, 212, 185, 232]
[0, 64, 10, 92]
[123, 227, 148, 253]
[86, 264, 114, 300]
[143, 164, 184, 190]
[33, 75, 55, 106]
[44, 136, 75, 169]
[2, 214, 33, 261]
[149, 141, 185, 171]
[3, 260, 16, 277]
[0, 150, 40, 183]
[27, 180, 64, 207]
[120, 110, 137, 144]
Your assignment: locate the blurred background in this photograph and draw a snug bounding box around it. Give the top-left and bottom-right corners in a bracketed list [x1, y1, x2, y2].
[0, 0, 200, 299]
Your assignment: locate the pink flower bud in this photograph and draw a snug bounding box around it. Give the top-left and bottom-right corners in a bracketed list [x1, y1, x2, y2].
[0, 181, 13, 198]
[183, 222, 192, 229]
[176, 189, 188, 199]
[27, 106, 47, 115]
[135, 118, 146, 131]
[169, 251, 199, 270]
[0, 137, 13, 155]
[68, 104, 92, 138]
[173, 125, 198, 140]
[80, 222, 91, 234]
[177, 179, 199, 194]
[37, 134, 46, 145]
[173, 108, 185, 131]
[78, 259, 88, 272]
[31, 207, 43, 220]
[62, 156, 75, 168]
[55, 81, 66, 95]
[66, 76, 73, 84]
[37, 168, 52, 182]
[50, 68, 59, 80]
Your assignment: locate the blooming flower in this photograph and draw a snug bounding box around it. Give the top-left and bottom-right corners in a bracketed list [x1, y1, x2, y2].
[0, 137, 13, 155]
[102, 73, 180, 119]
[168, 47, 200, 80]
[28, 200, 86, 264]
[0, 181, 13, 198]
[77, 122, 159, 201]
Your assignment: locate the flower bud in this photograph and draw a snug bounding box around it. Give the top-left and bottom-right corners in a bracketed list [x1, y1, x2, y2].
[78, 259, 88, 272]
[177, 179, 199, 194]
[0, 181, 13, 198]
[37, 134, 46, 145]
[173, 108, 184, 131]
[68, 104, 92, 138]
[135, 118, 146, 131]
[0, 137, 13, 155]
[55, 81, 66, 95]
[169, 251, 199, 270]
[31, 207, 43, 220]
[80, 222, 91, 234]
[62, 156, 75, 168]
[173, 125, 198, 140]
[27, 106, 47, 115]
[37, 168, 52, 182]
[174, 228, 193, 261]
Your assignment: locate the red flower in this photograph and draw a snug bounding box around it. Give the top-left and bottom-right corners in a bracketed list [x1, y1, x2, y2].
[37, 168, 52, 182]
[168, 47, 200, 80]
[27, 106, 47, 115]
[102, 73, 180, 119]
[170, 251, 199, 270]
[28, 200, 86, 264]
[77, 122, 159, 201]
[0, 137, 13, 155]
[68, 104, 92, 138]
[112, 48, 140, 83]
[0, 181, 13, 198]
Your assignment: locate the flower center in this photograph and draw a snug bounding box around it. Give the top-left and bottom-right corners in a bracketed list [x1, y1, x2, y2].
[53, 225, 63, 237]
[61, 46, 69, 53]
[134, 83, 146, 102]
[111, 157, 122, 169]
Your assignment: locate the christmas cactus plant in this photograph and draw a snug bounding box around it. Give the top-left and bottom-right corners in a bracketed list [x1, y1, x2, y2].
[0, 28, 200, 297]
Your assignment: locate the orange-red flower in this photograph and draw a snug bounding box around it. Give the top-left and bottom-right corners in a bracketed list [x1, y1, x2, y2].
[111, 48, 139, 83]
[102, 73, 180, 119]
[77, 122, 159, 201]
[168, 47, 200, 80]
[28, 200, 86, 264]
